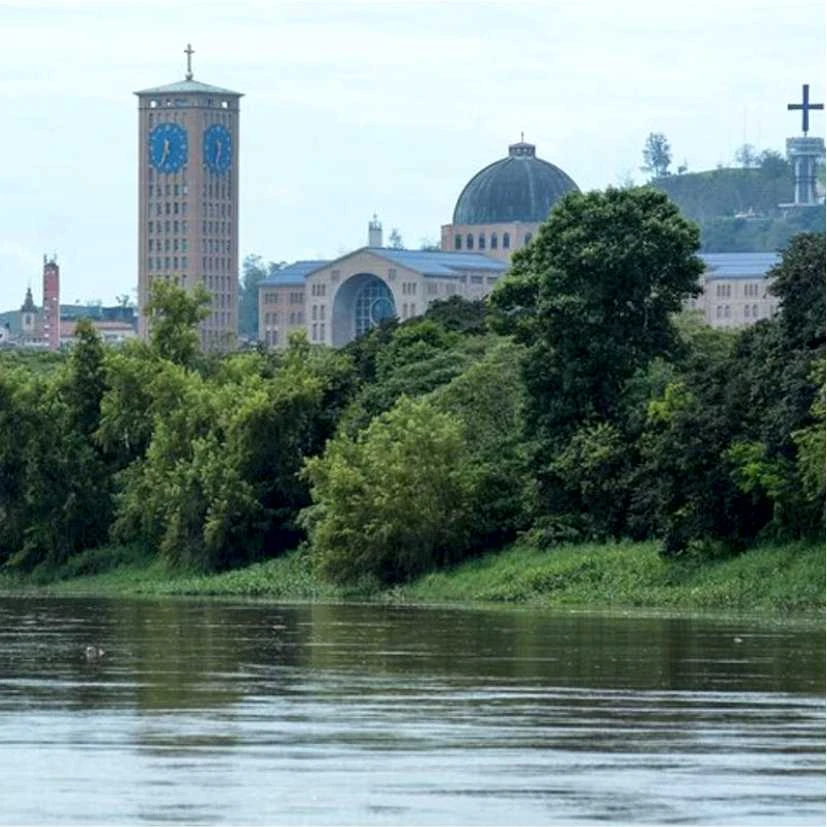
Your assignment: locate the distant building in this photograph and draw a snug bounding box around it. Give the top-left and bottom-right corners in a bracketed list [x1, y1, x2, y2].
[687, 253, 780, 328]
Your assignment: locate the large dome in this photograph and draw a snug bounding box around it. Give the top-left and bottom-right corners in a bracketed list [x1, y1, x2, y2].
[452, 140, 579, 225]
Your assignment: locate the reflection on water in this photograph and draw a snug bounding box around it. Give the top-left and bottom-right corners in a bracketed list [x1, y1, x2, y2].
[0, 597, 823, 824]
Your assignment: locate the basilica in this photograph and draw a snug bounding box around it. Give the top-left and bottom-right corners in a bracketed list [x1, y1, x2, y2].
[258, 138, 580, 347]
[257, 138, 780, 347]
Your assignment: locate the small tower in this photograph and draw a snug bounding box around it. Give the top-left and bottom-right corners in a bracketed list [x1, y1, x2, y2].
[20, 286, 37, 343]
[368, 214, 383, 247]
[42, 254, 60, 351]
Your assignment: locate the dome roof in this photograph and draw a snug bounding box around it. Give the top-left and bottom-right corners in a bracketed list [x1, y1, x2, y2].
[452, 140, 579, 225]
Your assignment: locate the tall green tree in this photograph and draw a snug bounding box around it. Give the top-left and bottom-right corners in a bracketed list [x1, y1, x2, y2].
[301, 396, 475, 586]
[641, 132, 672, 178]
[491, 186, 704, 533]
[144, 280, 211, 367]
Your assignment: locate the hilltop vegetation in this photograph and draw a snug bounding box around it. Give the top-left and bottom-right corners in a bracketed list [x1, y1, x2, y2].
[0, 189, 823, 604]
[650, 151, 825, 252]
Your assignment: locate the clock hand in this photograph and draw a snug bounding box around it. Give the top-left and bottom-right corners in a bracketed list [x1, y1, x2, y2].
[215, 138, 222, 165]
[160, 138, 170, 165]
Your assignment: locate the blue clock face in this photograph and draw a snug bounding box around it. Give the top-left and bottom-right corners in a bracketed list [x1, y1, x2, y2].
[204, 124, 232, 174]
[149, 123, 188, 174]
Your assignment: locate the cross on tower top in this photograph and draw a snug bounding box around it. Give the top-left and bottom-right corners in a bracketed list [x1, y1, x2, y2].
[184, 43, 195, 80]
[787, 83, 823, 136]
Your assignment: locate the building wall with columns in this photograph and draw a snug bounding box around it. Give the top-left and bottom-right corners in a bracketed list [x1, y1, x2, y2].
[440, 221, 541, 261]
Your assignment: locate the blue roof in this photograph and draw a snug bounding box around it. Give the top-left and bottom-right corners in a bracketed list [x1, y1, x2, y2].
[367, 247, 507, 277]
[701, 253, 779, 279]
[260, 260, 329, 286]
[260, 249, 506, 287]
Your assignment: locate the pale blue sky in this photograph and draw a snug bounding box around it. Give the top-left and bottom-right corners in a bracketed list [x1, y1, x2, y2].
[0, 0, 823, 308]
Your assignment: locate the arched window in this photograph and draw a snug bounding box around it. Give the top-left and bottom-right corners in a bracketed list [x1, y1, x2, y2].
[454, 234, 462, 250]
[503, 232, 510, 249]
[491, 233, 498, 249]
[466, 234, 474, 249]
[524, 232, 533, 245]
[478, 234, 486, 249]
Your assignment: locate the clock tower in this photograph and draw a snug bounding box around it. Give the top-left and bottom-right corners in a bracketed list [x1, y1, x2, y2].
[135, 45, 242, 349]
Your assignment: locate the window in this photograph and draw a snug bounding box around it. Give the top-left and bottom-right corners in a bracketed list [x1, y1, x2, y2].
[319, 323, 325, 340]
[454, 234, 462, 250]
[427, 283, 438, 295]
[312, 323, 318, 341]
[320, 305, 326, 321]
[471, 275, 483, 285]
[753, 304, 759, 317]
[312, 305, 318, 321]
[388, 268, 396, 280]
[466, 234, 474, 249]
[744, 305, 750, 318]
[182, 256, 188, 269]
[716, 305, 722, 318]
[491, 233, 498, 249]
[503, 233, 510, 249]
[724, 305, 731, 318]
[524, 232, 533, 245]
[478, 234, 486, 249]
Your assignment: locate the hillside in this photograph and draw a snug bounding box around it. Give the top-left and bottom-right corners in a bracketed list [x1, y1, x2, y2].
[651, 162, 824, 252]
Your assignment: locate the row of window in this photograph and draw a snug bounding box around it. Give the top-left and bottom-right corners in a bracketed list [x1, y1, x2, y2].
[147, 256, 188, 270]
[453, 231, 533, 251]
[401, 282, 417, 295]
[715, 283, 765, 299]
[311, 323, 326, 342]
[149, 183, 189, 197]
[289, 292, 304, 304]
[148, 220, 187, 235]
[205, 239, 231, 254]
[262, 292, 280, 304]
[149, 238, 188, 253]
[205, 274, 233, 290]
[310, 304, 326, 321]
[715, 304, 768, 320]
[310, 283, 327, 297]
[151, 201, 188, 217]
[400, 302, 417, 319]
[145, 255, 235, 273]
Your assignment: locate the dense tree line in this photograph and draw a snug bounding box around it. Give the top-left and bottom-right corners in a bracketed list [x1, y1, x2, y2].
[0, 189, 823, 586]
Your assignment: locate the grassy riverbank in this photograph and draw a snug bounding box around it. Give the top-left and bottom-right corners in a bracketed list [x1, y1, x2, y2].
[1, 539, 823, 615]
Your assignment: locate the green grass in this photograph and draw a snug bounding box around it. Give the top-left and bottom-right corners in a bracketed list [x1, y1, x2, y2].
[397, 539, 825, 613]
[2, 539, 823, 616]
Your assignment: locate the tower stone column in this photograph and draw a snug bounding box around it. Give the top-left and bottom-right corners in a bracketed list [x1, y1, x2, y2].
[786, 136, 825, 206]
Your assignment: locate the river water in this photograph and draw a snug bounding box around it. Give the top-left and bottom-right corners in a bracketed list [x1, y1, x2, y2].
[0, 597, 823, 824]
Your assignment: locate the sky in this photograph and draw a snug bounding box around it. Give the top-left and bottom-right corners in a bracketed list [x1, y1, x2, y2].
[0, 0, 824, 309]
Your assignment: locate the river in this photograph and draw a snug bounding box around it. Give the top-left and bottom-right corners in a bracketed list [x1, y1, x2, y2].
[0, 597, 823, 824]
